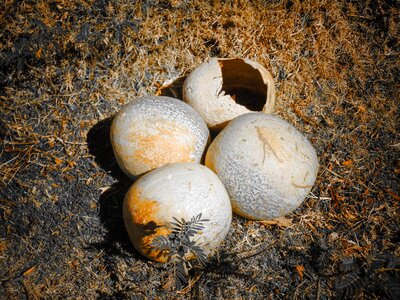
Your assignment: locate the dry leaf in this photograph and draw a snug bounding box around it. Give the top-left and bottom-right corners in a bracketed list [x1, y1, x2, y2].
[48, 139, 55, 147]
[36, 48, 43, 59]
[23, 266, 37, 277]
[295, 265, 305, 280]
[344, 210, 358, 220]
[0, 241, 7, 253]
[68, 260, 80, 270]
[362, 189, 370, 196]
[357, 105, 366, 113]
[342, 160, 353, 166]
[386, 189, 400, 201]
[67, 161, 77, 167]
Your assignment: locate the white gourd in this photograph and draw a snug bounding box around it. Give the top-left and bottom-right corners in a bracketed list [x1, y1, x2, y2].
[206, 113, 319, 220]
[183, 58, 275, 131]
[110, 96, 210, 178]
[123, 162, 232, 262]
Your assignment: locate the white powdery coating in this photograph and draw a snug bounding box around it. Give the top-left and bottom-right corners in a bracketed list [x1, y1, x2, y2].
[111, 96, 210, 178]
[133, 162, 232, 256]
[206, 113, 319, 220]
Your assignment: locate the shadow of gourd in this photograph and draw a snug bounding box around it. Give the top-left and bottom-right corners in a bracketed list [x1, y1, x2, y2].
[85, 75, 198, 259]
[87, 117, 143, 259]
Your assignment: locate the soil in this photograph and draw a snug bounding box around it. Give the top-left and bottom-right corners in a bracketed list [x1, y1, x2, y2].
[1, 0, 399, 299]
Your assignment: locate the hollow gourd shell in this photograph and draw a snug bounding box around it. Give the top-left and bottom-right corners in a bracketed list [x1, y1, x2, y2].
[183, 58, 275, 131]
[205, 113, 319, 220]
[110, 96, 210, 178]
[123, 162, 232, 262]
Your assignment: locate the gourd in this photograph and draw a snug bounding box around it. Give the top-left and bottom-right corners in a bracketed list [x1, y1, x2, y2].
[205, 113, 319, 220]
[123, 162, 232, 262]
[110, 96, 210, 178]
[183, 58, 275, 131]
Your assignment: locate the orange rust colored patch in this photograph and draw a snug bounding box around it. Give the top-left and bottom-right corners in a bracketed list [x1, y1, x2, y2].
[205, 153, 217, 173]
[133, 134, 193, 167]
[129, 123, 195, 172]
[295, 265, 305, 281]
[124, 187, 171, 262]
[126, 188, 158, 225]
[141, 226, 171, 262]
[205, 140, 221, 172]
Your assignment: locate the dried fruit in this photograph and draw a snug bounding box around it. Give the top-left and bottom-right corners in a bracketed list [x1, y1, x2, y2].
[183, 58, 275, 131]
[206, 113, 319, 220]
[123, 162, 232, 262]
[111, 96, 210, 178]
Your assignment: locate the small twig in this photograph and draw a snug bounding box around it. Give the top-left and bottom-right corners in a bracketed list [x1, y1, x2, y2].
[222, 241, 276, 263]
[316, 277, 322, 300]
[177, 271, 203, 294]
[376, 268, 400, 272]
[325, 167, 344, 179]
[55, 137, 86, 146]
[0, 155, 19, 169]
[388, 142, 400, 148]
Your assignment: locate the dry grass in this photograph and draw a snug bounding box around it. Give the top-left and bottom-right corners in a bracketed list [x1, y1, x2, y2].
[1, 0, 399, 299]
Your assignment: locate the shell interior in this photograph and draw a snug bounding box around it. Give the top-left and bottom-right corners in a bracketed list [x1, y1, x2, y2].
[218, 59, 269, 111]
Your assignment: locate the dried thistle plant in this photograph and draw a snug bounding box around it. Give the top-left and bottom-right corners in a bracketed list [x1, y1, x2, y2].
[151, 213, 209, 290]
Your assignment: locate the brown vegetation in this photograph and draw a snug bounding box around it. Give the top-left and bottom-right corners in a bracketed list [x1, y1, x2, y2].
[1, 0, 399, 298]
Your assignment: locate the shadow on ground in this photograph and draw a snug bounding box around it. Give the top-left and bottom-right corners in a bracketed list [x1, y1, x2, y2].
[86, 117, 124, 179]
[87, 117, 143, 259]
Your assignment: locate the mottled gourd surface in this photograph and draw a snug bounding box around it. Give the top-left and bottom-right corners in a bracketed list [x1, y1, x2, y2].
[123, 162, 232, 262]
[206, 113, 318, 220]
[111, 96, 210, 178]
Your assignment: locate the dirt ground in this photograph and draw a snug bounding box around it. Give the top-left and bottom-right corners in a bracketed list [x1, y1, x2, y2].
[1, 0, 399, 299]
